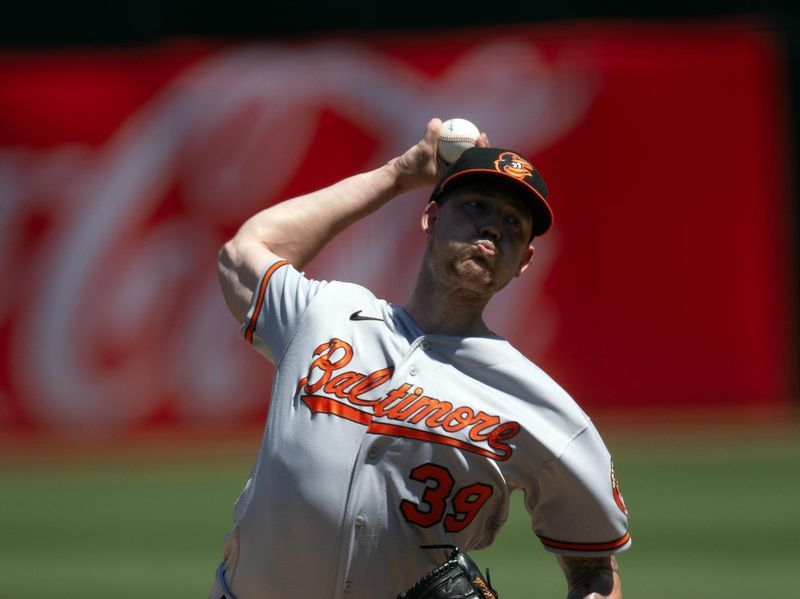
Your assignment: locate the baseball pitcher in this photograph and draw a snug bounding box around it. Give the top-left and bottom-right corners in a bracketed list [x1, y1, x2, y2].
[211, 118, 631, 599]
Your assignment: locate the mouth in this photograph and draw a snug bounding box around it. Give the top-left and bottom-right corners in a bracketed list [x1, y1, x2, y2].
[464, 241, 496, 273]
[473, 240, 497, 257]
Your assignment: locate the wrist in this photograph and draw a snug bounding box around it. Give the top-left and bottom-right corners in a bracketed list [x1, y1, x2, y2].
[383, 156, 415, 194]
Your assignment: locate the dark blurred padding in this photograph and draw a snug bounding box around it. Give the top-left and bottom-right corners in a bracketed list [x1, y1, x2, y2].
[1, 2, 799, 44]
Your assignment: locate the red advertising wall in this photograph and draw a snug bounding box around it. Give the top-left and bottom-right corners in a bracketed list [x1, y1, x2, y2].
[0, 21, 795, 435]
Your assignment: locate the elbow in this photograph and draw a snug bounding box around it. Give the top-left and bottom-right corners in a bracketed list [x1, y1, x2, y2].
[216, 240, 235, 290]
[217, 238, 237, 273]
[217, 234, 256, 279]
[216, 238, 244, 297]
[216, 239, 250, 325]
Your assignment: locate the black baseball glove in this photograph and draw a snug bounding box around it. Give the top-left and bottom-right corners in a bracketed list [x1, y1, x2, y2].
[397, 545, 499, 599]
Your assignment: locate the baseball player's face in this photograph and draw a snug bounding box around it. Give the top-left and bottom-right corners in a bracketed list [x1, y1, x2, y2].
[422, 184, 535, 298]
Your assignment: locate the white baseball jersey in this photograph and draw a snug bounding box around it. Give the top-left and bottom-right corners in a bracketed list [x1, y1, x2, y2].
[211, 258, 630, 599]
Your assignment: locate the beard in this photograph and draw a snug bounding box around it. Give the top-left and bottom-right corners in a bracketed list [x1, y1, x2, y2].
[427, 238, 509, 297]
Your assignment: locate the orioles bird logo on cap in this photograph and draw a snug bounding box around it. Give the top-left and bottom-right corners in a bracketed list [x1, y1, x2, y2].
[494, 151, 534, 181]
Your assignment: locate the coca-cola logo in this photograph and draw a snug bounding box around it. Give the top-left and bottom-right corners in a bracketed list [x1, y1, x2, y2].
[0, 39, 590, 433]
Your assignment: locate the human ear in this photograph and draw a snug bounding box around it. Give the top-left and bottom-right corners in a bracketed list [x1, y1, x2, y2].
[515, 244, 536, 277]
[421, 201, 439, 236]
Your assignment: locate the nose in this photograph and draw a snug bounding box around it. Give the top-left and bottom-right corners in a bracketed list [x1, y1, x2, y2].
[479, 211, 502, 241]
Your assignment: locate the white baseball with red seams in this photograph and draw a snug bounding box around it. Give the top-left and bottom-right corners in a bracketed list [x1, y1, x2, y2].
[209, 258, 630, 599]
[437, 118, 481, 163]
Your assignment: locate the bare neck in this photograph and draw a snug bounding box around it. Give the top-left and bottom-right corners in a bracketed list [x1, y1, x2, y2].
[404, 271, 494, 338]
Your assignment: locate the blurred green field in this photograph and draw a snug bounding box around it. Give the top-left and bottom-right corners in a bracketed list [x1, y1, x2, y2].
[1, 426, 799, 598]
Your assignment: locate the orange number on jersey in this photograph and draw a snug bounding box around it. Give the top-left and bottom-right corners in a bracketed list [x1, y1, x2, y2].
[400, 463, 454, 527]
[444, 483, 493, 532]
[400, 463, 493, 532]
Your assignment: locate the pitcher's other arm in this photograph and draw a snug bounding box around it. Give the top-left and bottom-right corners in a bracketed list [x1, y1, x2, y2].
[557, 555, 622, 599]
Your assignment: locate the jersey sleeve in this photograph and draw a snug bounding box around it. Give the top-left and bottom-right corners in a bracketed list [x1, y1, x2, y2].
[238, 259, 327, 363]
[525, 425, 631, 557]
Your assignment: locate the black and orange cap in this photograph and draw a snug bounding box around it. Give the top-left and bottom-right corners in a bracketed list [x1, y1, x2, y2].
[430, 147, 553, 237]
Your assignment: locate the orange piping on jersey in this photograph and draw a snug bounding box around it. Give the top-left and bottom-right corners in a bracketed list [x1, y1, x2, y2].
[538, 531, 631, 552]
[244, 260, 290, 344]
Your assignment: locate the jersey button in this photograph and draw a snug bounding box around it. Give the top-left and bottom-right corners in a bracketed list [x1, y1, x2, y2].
[420, 340, 430, 351]
[355, 514, 366, 527]
[409, 366, 418, 376]
[367, 447, 379, 459]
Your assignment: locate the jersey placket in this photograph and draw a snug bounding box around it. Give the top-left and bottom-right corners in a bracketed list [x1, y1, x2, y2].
[333, 435, 388, 598]
[333, 336, 432, 598]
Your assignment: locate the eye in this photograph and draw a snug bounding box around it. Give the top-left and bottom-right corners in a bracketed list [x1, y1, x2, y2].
[503, 210, 527, 231]
[464, 199, 486, 211]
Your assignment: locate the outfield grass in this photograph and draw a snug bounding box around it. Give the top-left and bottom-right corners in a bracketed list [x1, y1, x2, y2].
[1, 427, 798, 598]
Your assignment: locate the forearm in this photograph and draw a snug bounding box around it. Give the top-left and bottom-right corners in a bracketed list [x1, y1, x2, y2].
[217, 161, 408, 322]
[225, 117, 456, 272]
[556, 555, 622, 599]
[217, 117, 458, 323]
[232, 159, 409, 270]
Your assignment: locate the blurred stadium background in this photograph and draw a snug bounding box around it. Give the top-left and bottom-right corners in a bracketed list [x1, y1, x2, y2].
[1, 2, 799, 598]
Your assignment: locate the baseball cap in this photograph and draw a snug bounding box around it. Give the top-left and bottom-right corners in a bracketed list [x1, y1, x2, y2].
[429, 147, 553, 237]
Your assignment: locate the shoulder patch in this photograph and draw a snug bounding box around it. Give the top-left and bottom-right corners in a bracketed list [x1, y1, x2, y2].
[611, 460, 628, 515]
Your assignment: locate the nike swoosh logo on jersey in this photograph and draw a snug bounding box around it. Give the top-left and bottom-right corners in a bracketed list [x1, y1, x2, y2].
[349, 310, 384, 322]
